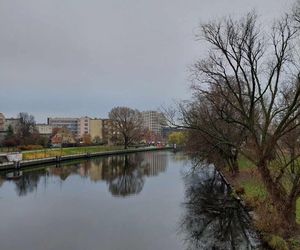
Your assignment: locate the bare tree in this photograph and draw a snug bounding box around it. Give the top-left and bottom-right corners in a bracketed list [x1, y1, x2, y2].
[293, 0, 300, 25]
[17, 112, 37, 145]
[181, 84, 247, 175]
[189, 11, 300, 232]
[108, 107, 143, 149]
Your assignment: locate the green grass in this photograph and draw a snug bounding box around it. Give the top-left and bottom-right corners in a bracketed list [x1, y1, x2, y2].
[296, 199, 300, 224]
[240, 179, 268, 201]
[238, 155, 256, 170]
[22, 145, 123, 160]
[224, 156, 300, 249]
[263, 234, 289, 250]
[236, 156, 300, 225]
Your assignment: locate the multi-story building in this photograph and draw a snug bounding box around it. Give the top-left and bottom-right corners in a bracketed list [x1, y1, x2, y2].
[47, 117, 79, 136]
[78, 117, 90, 137]
[89, 119, 103, 141]
[78, 117, 103, 142]
[141, 111, 167, 135]
[48, 116, 104, 142]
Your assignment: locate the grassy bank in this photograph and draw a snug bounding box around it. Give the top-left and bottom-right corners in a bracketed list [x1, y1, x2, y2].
[22, 145, 123, 160]
[224, 156, 300, 250]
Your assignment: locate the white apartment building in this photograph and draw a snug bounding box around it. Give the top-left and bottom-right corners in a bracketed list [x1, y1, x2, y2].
[47, 117, 79, 136]
[79, 117, 90, 137]
[141, 111, 167, 135]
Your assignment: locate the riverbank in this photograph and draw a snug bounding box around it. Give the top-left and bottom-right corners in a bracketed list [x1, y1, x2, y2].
[0, 146, 172, 171]
[22, 145, 123, 160]
[223, 157, 300, 250]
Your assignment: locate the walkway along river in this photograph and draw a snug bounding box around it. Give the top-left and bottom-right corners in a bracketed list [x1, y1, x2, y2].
[0, 151, 263, 250]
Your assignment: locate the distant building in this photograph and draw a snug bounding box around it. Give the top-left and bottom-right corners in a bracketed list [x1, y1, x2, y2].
[141, 111, 167, 135]
[47, 117, 79, 136]
[48, 116, 104, 142]
[79, 117, 90, 137]
[51, 127, 76, 146]
[4, 118, 21, 132]
[0, 113, 5, 131]
[0, 113, 6, 143]
[89, 119, 103, 142]
[0, 114, 21, 144]
[36, 124, 53, 136]
[78, 117, 103, 143]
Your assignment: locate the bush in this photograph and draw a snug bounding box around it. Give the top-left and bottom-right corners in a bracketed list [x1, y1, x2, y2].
[253, 198, 287, 236]
[235, 186, 245, 195]
[288, 239, 300, 250]
[263, 234, 289, 250]
[18, 145, 44, 151]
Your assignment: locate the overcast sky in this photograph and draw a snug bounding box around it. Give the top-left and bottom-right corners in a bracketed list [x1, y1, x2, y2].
[0, 0, 295, 122]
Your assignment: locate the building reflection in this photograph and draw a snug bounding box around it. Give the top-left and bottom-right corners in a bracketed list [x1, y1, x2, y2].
[1, 152, 168, 197]
[179, 166, 263, 250]
[142, 152, 167, 177]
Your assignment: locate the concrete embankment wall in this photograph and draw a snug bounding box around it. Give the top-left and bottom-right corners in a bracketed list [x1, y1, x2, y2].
[0, 147, 172, 172]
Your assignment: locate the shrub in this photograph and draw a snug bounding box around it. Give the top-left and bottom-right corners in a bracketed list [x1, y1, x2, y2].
[18, 145, 44, 151]
[263, 234, 289, 250]
[235, 186, 245, 196]
[253, 198, 287, 236]
[288, 239, 300, 250]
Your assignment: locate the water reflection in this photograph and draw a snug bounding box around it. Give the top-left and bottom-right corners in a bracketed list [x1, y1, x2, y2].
[180, 165, 263, 250]
[1, 152, 168, 197]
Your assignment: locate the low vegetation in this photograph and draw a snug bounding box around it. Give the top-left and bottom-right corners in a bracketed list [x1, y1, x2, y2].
[22, 145, 123, 160]
[224, 157, 300, 249]
[167, 131, 187, 146]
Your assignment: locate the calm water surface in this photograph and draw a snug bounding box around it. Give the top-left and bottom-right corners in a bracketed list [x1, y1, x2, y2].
[0, 151, 262, 250]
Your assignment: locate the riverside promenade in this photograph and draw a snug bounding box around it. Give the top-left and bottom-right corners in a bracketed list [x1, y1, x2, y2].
[0, 146, 172, 171]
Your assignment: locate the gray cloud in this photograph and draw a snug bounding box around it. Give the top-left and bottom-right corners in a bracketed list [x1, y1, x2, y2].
[0, 0, 295, 122]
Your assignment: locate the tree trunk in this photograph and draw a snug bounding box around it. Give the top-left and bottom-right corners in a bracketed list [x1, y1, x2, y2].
[232, 158, 239, 176]
[227, 156, 239, 176]
[124, 137, 128, 149]
[282, 198, 297, 233]
[258, 160, 297, 232]
[272, 197, 297, 235]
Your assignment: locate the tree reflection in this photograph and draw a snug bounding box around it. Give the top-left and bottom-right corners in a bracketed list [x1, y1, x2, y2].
[108, 155, 144, 197]
[180, 166, 263, 250]
[13, 169, 46, 196]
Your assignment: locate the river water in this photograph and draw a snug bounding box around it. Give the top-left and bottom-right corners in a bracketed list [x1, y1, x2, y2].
[0, 151, 263, 250]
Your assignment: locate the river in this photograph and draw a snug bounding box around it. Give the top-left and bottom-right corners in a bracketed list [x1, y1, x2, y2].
[0, 151, 263, 250]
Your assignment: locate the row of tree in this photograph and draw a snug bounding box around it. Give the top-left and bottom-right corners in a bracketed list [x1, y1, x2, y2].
[169, 1, 300, 234]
